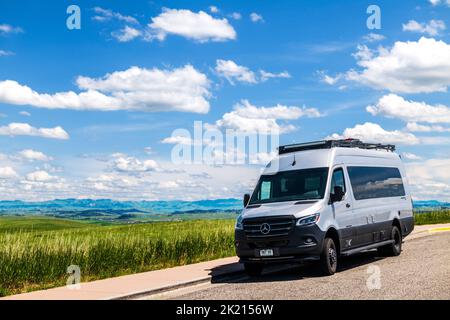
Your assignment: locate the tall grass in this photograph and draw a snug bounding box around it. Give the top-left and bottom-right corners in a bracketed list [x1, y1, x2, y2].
[414, 210, 450, 225]
[0, 219, 235, 296]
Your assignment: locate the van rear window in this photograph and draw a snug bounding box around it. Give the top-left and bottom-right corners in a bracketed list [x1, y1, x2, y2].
[347, 166, 405, 200]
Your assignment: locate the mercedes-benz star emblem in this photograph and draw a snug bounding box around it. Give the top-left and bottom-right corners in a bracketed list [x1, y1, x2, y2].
[260, 223, 271, 235]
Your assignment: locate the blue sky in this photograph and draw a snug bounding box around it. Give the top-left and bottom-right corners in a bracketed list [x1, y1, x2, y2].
[0, 0, 450, 201]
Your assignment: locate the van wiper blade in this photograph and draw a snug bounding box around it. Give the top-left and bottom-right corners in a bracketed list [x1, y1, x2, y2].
[294, 200, 319, 205]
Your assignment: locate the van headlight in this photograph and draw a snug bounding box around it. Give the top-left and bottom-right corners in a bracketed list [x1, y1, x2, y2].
[296, 213, 320, 226]
[235, 214, 244, 230]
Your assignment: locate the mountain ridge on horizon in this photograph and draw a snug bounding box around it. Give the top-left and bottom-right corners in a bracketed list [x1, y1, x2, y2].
[0, 198, 243, 214]
[0, 198, 448, 214]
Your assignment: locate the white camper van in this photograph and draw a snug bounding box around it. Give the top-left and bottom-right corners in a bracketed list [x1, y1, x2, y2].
[235, 139, 414, 276]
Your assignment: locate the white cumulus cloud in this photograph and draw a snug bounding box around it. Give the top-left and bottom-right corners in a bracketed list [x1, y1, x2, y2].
[229, 12, 242, 20]
[406, 158, 450, 201]
[112, 155, 158, 173]
[161, 136, 194, 145]
[346, 37, 450, 93]
[215, 59, 290, 85]
[259, 70, 291, 82]
[111, 25, 142, 42]
[213, 100, 321, 134]
[327, 122, 420, 145]
[428, 0, 450, 6]
[215, 59, 257, 84]
[18, 149, 53, 162]
[92, 7, 139, 24]
[0, 166, 17, 179]
[0, 65, 211, 114]
[26, 170, 56, 182]
[406, 122, 450, 132]
[0, 24, 23, 35]
[232, 100, 321, 119]
[402, 20, 446, 36]
[250, 13, 264, 23]
[0, 50, 14, 57]
[147, 8, 236, 42]
[402, 152, 422, 160]
[367, 94, 450, 124]
[0, 123, 69, 140]
[318, 71, 343, 85]
[363, 33, 385, 42]
[209, 6, 219, 13]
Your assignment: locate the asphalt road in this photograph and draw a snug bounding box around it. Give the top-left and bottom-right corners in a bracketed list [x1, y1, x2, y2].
[155, 232, 450, 300]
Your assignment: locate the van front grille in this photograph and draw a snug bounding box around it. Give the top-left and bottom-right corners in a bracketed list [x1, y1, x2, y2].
[248, 240, 289, 249]
[243, 216, 295, 240]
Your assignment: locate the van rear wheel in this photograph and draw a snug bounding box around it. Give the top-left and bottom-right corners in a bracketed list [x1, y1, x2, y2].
[319, 237, 338, 276]
[378, 225, 402, 256]
[244, 263, 263, 277]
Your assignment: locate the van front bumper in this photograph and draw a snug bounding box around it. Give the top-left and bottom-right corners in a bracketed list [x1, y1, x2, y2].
[235, 224, 325, 264]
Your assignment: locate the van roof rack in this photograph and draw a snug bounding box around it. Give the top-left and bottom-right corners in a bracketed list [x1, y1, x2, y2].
[278, 139, 395, 155]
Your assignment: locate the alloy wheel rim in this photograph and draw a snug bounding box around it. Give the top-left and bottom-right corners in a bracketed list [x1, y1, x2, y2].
[329, 247, 337, 267]
[394, 230, 401, 250]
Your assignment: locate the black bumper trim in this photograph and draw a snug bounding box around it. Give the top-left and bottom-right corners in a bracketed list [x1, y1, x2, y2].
[235, 223, 325, 263]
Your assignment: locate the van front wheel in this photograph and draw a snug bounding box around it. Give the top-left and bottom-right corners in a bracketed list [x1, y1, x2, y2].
[319, 237, 338, 276]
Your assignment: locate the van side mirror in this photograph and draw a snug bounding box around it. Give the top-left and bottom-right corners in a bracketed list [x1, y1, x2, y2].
[330, 186, 345, 203]
[243, 194, 251, 207]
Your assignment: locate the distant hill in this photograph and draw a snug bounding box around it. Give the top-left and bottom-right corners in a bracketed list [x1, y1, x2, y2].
[0, 198, 242, 216]
[0, 198, 448, 220]
[413, 200, 450, 210]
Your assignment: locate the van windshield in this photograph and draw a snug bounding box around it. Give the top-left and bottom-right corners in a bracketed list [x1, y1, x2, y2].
[249, 167, 329, 205]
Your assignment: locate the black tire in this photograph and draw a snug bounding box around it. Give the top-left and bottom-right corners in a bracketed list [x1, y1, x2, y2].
[319, 237, 338, 276]
[378, 225, 402, 256]
[244, 263, 263, 277]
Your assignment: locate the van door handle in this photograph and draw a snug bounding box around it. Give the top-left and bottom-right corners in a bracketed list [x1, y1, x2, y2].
[346, 203, 351, 208]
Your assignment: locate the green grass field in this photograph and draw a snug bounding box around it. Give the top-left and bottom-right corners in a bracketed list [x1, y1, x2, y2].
[0, 216, 92, 233]
[414, 210, 450, 225]
[0, 217, 235, 296]
[0, 210, 449, 297]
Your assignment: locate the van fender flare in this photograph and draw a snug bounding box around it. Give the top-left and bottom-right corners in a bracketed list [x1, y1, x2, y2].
[324, 226, 341, 255]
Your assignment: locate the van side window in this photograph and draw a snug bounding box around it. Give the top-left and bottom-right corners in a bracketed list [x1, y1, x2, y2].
[347, 166, 405, 200]
[331, 168, 346, 198]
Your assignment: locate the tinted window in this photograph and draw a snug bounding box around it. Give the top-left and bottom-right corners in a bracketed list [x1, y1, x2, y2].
[330, 168, 346, 197]
[347, 166, 405, 200]
[249, 168, 329, 205]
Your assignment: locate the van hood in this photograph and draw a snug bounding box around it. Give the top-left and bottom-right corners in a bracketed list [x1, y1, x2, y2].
[242, 200, 323, 219]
